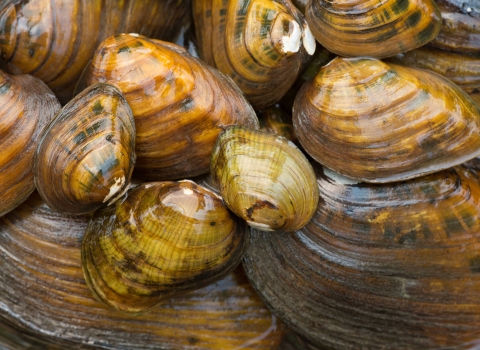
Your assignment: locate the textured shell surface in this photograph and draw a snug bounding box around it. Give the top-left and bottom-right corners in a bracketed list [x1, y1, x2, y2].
[85, 34, 259, 181]
[0, 192, 284, 350]
[258, 105, 297, 143]
[193, 0, 315, 109]
[244, 163, 480, 349]
[293, 57, 480, 183]
[211, 126, 318, 232]
[82, 180, 249, 314]
[0, 70, 60, 217]
[306, 0, 442, 58]
[34, 83, 136, 215]
[0, 0, 192, 104]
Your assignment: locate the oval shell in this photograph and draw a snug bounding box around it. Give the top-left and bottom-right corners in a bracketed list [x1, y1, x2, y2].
[0, 71, 60, 216]
[244, 163, 480, 348]
[0, 191, 284, 349]
[211, 126, 318, 232]
[193, 0, 315, 109]
[85, 34, 259, 180]
[293, 57, 480, 183]
[34, 83, 135, 215]
[306, 0, 441, 58]
[82, 181, 249, 313]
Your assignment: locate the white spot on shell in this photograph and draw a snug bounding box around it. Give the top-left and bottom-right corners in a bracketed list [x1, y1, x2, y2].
[129, 33, 139, 37]
[323, 168, 360, 185]
[247, 221, 274, 232]
[302, 23, 316, 55]
[103, 176, 125, 203]
[183, 188, 194, 195]
[281, 21, 301, 54]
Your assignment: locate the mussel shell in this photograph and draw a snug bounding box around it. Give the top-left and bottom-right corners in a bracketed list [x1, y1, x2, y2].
[82, 181, 249, 313]
[85, 34, 259, 180]
[211, 126, 318, 232]
[35, 83, 135, 215]
[244, 163, 480, 349]
[0, 71, 60, 216]
[0, 0, 192, 104]
[193, 0, 315, 109]
[0, 191, 284, 349]
[293, 57, 480, 183]
[306, 0, 441, 58]
[258, 105, 297, 143]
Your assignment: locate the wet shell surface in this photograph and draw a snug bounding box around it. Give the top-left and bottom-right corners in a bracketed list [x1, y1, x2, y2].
[0, 192, 284, 349]
[85, 34, 259, 180]
[0, 0, 192, 103]
[34, 83, 135, 215]
[244, 163, 480, 349]
[293, 57, 480, 183]
[82, 181, 249, 314]
[211, 126, 318, 232]
[0, 70, 60, 217]
[258, 105, 297, 143]
[306, 0, 441, 58]
[193, 0, 315, 109]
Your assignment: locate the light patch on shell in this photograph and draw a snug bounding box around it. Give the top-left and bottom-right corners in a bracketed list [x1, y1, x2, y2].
[247, 221, 274, 232]
[183, 188, 194, 195]
[302, 23, 316, 55]
[103, 176, 126, 203]
[323, 168, 360, 185]
[129, 33, 139, 37]
[281, 21, 301, 54]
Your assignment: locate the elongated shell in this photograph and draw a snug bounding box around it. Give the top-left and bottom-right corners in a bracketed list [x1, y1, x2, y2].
[211, 126, 318, 232]
[34, 83, 135, 215]
[85, 34, 259, 180]
[0, 192, 284, 349]
[244, 163, 480, 349]
[0, 0, 191, 104]
[82, 181, 248, 313]
[306, 0, 441, 58]
[293, 57, 480, 183]
[193, 0, 315, 109]
[0, 70, 60, 216]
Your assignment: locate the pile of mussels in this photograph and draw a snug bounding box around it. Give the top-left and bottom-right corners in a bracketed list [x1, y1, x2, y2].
[0, 0, 480, 349]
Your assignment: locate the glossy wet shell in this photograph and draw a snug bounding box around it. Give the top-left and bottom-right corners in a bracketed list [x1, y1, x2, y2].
[0, 192, 284, 350]
[82, 181, 249, 314]
[193, 0, 315, 109]
[85, 34, 259, 180]
[389, 48, 480, 94]
[306, 0, 441, 58]
[293, 57, 480, 183]
[258, 105, 297, 143]
[211, 126, 318, 232]
[34, 83, 135, 215]
[0, 70, 60, 217]
[0, 0, 191, 104]
[244, 163, 480, 349]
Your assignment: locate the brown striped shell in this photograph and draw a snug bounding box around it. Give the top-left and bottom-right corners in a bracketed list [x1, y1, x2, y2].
[0, 191, 285, 349]
[258, 105, 297, 143]
[84, 34, 259, 181]
[193, 0, 315, 109]
[34, 83, 135, 215]
[211, 126, 318, 232]
[293, 57, 480, 183]
[306, 0, 442, 58]
[0, 70, 60, 217]
[0, 0, 191, 104]
[82, 181, 249, 314]
[244, 163, 480, 349]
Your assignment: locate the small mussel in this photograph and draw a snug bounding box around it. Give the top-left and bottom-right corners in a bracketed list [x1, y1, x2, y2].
[35, 83, 135, 215]
[244, 163, 480, 349]
[293, 57, 480, 183]
[306, 0, 441, 58]
[82, 180, 248, 313]
[211, 126, 318, 232]
[0, 70, 60, 217]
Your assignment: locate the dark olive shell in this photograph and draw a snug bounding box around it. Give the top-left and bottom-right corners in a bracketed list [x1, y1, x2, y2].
[293, 57, 480, 183]
[0, 70, 60, 217]
[0, 0, 192, 104]
[35, 83, 135, 215]
[244, 163, 480, 349]
[82, 181, 249, 313]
